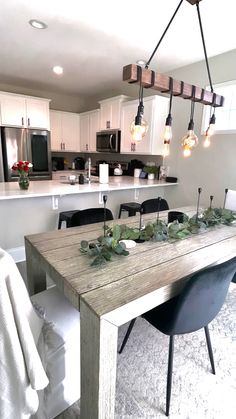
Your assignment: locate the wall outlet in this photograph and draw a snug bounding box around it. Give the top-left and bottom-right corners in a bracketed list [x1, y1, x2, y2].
[52, 196, 59, 210]
[99, 192, 109, 205]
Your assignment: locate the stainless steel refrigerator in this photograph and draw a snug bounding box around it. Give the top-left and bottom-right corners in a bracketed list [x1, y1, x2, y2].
[0, 127, 52, 181]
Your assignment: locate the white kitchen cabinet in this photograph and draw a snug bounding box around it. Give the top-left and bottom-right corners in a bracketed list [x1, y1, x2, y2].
[0, 92, 50, 129]
[50, 110, 80, 152]
[99, 95, 130, 130]
[80, 109, 100, 152]
[120, 95, 169, 155]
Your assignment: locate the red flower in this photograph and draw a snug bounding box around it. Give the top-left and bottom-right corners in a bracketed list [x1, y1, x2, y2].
[11, 161, 33, 175]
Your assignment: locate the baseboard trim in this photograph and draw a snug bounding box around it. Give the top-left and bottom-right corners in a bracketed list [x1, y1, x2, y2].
[6, 246, 25, 263]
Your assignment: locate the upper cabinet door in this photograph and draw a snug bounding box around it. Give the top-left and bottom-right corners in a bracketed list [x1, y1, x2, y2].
[50, 110, 80, 152]
[89, 110, 100, 152]
[61, 112, 80, 152]
[99, 96, 130, 130]
[0, 93, 50, 129]
[100, 101, 112, 130]
[50, 111, 63, 151]
[0, 94, 26, 127]
[80, 113, 90, 152]
[26, 98, 50, 130]
[121, 96, 169, 155]
[79, 109, 100, 152]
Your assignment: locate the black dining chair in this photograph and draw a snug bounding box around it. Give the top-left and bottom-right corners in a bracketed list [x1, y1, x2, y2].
[118, 257, 236, 416]
[70, 207, 113, 227]
[118, 197, 169, 218]
[141, 198, 169, 214]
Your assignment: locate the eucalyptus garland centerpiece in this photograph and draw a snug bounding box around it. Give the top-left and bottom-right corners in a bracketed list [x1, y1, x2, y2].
[80, 189, 236, 266]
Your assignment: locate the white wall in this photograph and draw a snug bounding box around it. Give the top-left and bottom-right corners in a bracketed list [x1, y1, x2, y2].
[162, 49, 236, 209]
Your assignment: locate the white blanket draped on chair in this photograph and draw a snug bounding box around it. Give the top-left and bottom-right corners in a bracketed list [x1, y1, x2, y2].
[0, 248, 49, 419]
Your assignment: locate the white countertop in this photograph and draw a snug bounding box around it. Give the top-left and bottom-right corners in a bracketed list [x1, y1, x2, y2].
[0, 176, 177, 200]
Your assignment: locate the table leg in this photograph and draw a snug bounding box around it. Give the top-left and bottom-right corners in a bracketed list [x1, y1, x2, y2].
[80, 298, 118, 419]
[25, 239, 47, 295]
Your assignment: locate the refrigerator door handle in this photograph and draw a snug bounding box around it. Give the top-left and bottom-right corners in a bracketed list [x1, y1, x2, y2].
[25, 129, 32, 163]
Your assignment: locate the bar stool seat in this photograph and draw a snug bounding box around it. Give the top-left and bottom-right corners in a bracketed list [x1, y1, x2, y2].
[118, 202, 141, 218]
[58, 210, 80, 229]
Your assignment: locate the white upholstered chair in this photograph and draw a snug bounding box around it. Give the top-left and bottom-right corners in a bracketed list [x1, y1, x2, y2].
[225, 189, 236, 211]
[0, 248, 80, 419]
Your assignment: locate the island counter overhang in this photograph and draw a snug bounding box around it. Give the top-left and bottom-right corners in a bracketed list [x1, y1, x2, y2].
[0, 176, 178, 257]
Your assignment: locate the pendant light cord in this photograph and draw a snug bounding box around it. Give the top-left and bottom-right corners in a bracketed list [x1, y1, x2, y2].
[145, 0, 184, 69]
[196, 1, 214, 93]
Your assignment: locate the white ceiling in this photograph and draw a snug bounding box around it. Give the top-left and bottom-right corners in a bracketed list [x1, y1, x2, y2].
[0, 0, 235, 98]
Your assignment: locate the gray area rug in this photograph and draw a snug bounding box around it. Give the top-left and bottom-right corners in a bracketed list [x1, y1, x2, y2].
[56, 283, 236, 419]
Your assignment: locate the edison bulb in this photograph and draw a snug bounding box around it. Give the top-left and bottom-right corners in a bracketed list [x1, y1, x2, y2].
[163, 125, 172, 142]
[203, 136, 211, 148]
[181, 130, 198, 150]
[183, 145, 191, 157]
[163, 142, 170, 157]
[130, 119, 148, 142]
[207, 124, 214, 137]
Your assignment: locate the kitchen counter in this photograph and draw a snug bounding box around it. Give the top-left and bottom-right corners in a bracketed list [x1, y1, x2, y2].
[0, 176, 177, 254]
[0, 176, 177, 200]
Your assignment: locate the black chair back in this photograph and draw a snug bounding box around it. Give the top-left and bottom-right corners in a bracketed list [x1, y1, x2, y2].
[141, 198, 169, 214]
[70, 208, 113, 227]
[169, 257, 236, 334]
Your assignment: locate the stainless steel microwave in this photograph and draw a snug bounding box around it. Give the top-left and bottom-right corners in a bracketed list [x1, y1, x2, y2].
[96, 130, 120, 153]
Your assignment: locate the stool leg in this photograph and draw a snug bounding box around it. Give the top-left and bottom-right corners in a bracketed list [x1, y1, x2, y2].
[118, 318, 137, 354]
[204, 325, 216, 375]
[58, 219, 62, 229]
[118, 206, 122, 219]
[166, 335, 174, 416]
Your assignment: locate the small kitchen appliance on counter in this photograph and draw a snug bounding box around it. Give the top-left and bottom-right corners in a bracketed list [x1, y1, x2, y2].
[52, 157, 64, 171]
[114, 164, 123, 176]
[73, 157, 85, 170]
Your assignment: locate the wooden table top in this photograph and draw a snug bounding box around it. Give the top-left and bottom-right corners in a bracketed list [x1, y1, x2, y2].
[25, 206, 236, 318]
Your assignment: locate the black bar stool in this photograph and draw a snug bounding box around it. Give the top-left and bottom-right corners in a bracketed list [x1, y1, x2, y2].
[58, 210, 80, 229]
[118, 202, 142, 218]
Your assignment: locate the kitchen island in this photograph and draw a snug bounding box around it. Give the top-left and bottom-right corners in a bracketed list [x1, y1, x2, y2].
[0, 176, 177, 258]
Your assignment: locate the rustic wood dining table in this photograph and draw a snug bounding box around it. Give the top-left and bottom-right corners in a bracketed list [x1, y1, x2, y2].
[25, 206, 236, 419]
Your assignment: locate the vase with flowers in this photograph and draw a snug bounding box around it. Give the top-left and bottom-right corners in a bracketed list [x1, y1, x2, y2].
[12, 161, 33, 190]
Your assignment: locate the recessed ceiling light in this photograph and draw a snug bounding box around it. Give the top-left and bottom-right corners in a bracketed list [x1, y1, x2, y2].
[29, 19, 47, 29]
[53, 66, 64, 75]
[136, 59, 147, 66]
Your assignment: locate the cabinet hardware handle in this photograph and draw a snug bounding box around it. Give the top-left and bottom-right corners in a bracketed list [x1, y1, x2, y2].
[134, 143, 136, 152]
[28, 118, 30, 126]
[63, 143, 65, 150]
[61, 142, 62, 150]
[21, 117, 24, 126]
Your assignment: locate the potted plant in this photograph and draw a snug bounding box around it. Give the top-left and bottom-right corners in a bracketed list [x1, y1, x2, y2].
[143, 165, 158, 180]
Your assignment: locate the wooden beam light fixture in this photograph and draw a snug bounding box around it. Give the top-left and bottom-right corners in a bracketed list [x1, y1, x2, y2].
[123, 0, 224, 157]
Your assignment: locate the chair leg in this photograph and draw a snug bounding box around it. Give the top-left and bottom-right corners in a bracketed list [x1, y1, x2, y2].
[166, 335, 174, 417]
[204, 325, 216, 375]
[118, 318, 137, 354]
[118, 206, 123, 219]
[58, 219, 62, 229]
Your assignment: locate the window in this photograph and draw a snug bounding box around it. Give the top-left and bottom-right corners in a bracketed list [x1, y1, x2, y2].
[201, 80, 236, 134]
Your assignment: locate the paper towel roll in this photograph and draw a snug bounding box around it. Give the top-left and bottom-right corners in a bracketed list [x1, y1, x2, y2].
[99, 163, 109, 184]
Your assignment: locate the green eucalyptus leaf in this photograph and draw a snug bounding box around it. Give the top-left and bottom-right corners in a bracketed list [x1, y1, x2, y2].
[91, 255, 105, 266]
[129, 229, 140, 240]
[81, 240, 89, 249]
[122, 250, 129, 256]
[113, 224, 121, 241]
[114, 243, 126, 254]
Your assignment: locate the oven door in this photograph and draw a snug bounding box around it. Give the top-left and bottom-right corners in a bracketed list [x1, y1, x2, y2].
[27, 129, 52, 179]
